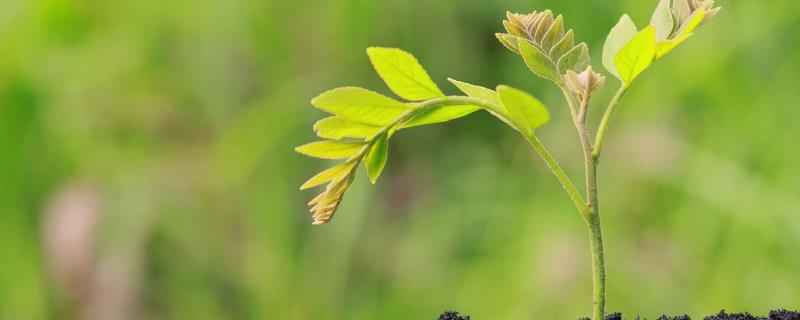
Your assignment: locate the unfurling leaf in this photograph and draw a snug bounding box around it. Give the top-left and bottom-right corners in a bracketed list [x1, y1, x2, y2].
[300, 161, 356, 190]
[496, 85, 549, 134]
[308, 170, 356, 224]
[603, 14, 638, 79]
[311, 87, 411, 126]
[557, 42, 589, 75]
[673, 0, 691, 22]
[313, 116, 382, 140]
[500, 11, 588, 84]
[549, 30, 575, 62]
[565, 66, 606, 96]
[541, 15, 565, 51]
[656, 8, 705, 59]
[366, 47, 444, 101]
[518, 39, 560, 83]
[364, 134, 389, 184]
[295, 140, 367, 159]
[614, 26, 656, 85]
[496, 33, 521, 53]
[651, 0, 675, 41]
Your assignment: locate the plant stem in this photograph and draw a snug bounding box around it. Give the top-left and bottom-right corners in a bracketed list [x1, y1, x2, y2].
[588, 211, 606, 320]
[592, 85, 628, 159]
[523, 134, 591, 221]
[574, 89, 605, 320]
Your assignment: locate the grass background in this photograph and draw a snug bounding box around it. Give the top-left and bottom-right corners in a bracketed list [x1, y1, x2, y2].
[1, 0, 798, 319]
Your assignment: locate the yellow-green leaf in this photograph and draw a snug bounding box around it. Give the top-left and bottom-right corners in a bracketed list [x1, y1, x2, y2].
[313, 116, 382, 140]
[496, 33, 521, 53]
[311, 87, 411, 126]
[614, 26, 656, 85]
[496, 85, 550, 134]
[656, 8, 705, 59]
[300, 162, 355, 190]
[448, 78, 514, 127]
[518, 39, 560, 83]
[549, 30, 575, 61]
[603, 14, 638, 79]
[366, 47, 444, 101]
[400, 105, 480, 129]
[541, 15, 565, 51]
[364, 134, 389, 184]
[295, 140, 367, 159]
[447, 78, 501, 106]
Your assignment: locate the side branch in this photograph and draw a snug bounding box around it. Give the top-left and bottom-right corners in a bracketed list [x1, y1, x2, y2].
[523, 133, 591, 221]
[591, 85, 628, 159]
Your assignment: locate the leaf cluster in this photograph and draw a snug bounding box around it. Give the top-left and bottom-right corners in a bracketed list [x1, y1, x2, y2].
[297, 48, 549, 224]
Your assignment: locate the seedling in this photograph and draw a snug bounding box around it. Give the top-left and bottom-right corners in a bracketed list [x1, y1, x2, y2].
[297, 1, 721, 319]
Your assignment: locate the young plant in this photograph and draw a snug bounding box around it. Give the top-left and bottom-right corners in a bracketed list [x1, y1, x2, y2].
[296, 1, 720, 319]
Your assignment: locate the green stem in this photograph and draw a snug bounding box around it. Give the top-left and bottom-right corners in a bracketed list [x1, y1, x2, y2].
[523, 134, 591, 221]
[414, 95, 603, 318]
[592, 85, 628, 159]
[575, 90, 605, 320]
[588, 212, 606, 320]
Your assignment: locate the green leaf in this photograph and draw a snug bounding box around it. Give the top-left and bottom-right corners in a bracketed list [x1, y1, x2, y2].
[651, 0, 674, 41]
[496, 85, 550, 134]
[311, 87, 411, 126]
[518, 38, 560, 83]
[614, 26, 656, 85]
[313, 116, 382, 140]
[496, 33, 521, 53]
[448, 78, 514, 127]
[300, 162, 355, 190]
[295, 140, 367, 159]
[447, 78, 501, 106]
[364, 134, 389, 184]
[400, 105, 480, 129]
[533, 10, 554, 43]
[541, 15, 564, 51]
[366, 47, 444, 101]
[603, 14, 638, 79]
[549, 29, 575, 61]
[557, 42, 589, 74]
[656, 8, 705, 59]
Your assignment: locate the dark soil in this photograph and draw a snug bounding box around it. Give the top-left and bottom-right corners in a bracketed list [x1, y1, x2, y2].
[438, 311, 470, 320]
[439, 309, 800, 320]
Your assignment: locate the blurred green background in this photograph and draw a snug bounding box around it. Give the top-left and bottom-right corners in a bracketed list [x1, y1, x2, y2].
[1, 0, 798, 319]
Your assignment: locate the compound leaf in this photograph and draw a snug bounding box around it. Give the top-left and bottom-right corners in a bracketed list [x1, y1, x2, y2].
[314, 116, 382, 140]
[364, 134, 389, 184]
[448, 78, 501, 106]
[295, 140, 367, 159]
[518, 38, 560, 83]
[366, 47, 444, 101]
[300, 162, 355, 190]
[496, 85, 549, 134]
[400, 105, 481, 129]
[311, 87, 411, 126]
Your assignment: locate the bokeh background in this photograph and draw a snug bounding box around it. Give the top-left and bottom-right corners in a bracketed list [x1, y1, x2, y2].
[1, 0, 799, 319]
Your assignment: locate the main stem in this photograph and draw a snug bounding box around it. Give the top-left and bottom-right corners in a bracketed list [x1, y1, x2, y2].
[564, 85, 607, 320]
[578, 90, 606, 320]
